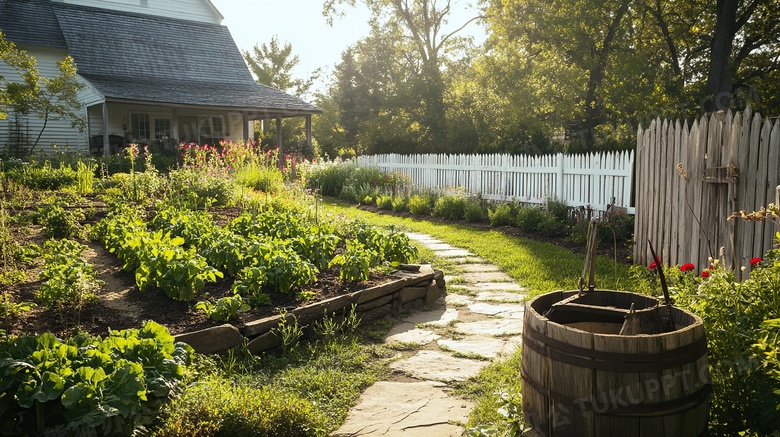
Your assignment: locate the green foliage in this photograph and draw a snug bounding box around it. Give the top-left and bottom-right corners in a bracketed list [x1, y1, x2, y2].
[432, 195, 466, 220]
[536, 213, 565, 237]
[196, 295, 250, 322]
[0, 321, 192, 436]
[234, 162, 285, 194]
[487, 203, 516, 227]
[546, 198, 570, 223]
[0, 292, 36, 319]
[152, 206, 218, 248]
[515, 206, 545, 232]
[8, 162, 77, 191]
[391, 195, 408, 212]
[376, 194, 393, 210]
[633, 239, 780, 435]
[153, 375, 325, 437]
[168, 168, 236, 208]
[304, 160, 355, 197]
[38, 239, 102, 311]
[464, 201, 484, 222]
[329, 240, 374, 282]
[100, 211, 222, 301]
[408, 194, 432, 215]
[39, 204, 81, 239]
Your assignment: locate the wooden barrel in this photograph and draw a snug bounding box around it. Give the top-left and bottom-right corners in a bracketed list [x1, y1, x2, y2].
[521, 290, 710, 437]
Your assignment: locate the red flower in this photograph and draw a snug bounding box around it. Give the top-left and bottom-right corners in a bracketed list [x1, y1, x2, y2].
[680, 263, 695, 272]
[701, 271, 710, 278]
[750, 257, 761, 266]
[648, 262, 657, 269]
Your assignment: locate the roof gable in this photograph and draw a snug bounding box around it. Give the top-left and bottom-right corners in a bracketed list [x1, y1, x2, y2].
[0, 0, 68, 49]
[52, 2, 253, 85]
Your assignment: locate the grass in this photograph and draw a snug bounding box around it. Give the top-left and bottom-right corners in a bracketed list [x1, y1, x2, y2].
[154, 321, 393, 436]
[324, 200, 638, 296]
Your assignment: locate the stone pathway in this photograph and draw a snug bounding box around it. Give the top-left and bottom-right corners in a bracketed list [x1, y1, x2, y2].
[333, 233, 528, 436]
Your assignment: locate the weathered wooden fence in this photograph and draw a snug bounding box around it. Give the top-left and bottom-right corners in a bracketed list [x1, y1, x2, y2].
[357, 152, 635, 214]
[634, 107, 780, 275]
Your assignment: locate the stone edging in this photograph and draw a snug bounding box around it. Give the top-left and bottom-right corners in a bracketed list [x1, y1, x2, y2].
[174, 265, 446, 355]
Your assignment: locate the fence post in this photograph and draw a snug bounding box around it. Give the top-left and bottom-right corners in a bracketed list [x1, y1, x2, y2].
[776, 185, 779, 206]
[556, 153, 565, 202]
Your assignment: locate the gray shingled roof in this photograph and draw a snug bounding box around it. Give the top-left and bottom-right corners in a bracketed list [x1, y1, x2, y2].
[1, 0, 320, 114]
[0, 0, 67, 49]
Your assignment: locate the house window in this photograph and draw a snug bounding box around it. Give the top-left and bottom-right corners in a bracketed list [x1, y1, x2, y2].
[154, 118, 171, 139]
[130, 113, 150, 140]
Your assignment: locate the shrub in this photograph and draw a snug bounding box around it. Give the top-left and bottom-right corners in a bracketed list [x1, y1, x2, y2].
[632, 236, 780, 435]
[305, 160, 355, 197]
[376, 195, 393, 210]
[234, 162, 285, 193]
[516, 206, 545, 232]
[408, 195, 431, 215]
[546, 198, 570, 223]
[196, 295, 250, 321]
[488, 203, 515, 227]
[391, 195, 408, 212]
[464, 201, 484, 223]
[537, 212, 566, 237]
[432, 196, 466, 220]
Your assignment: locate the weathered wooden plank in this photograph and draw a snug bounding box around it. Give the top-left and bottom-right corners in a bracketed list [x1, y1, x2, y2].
[766, 121, 780, 255]
[724, 111, 742, 270]
[742, 112, 763, 276]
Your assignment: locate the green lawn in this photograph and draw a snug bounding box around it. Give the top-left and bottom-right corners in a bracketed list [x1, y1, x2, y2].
[324, 200, 638, 296]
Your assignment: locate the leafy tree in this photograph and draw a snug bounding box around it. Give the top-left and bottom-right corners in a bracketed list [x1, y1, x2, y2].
[324, 0, 482, 152]
[243, 36, 319, 156]
[1, 32, 84, 149]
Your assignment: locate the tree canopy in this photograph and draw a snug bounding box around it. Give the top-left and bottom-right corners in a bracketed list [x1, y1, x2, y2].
[312, 0, 779, 157]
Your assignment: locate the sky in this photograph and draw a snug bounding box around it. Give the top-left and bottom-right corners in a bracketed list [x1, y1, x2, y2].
[209, 0, 486, 98]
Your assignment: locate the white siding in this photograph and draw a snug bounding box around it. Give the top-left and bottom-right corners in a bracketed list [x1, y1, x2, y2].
[56, 0, 222, 24]
[0, 47, 89, 155]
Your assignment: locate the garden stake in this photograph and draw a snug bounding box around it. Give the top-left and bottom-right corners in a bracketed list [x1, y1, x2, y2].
[648, 240, 675, 331]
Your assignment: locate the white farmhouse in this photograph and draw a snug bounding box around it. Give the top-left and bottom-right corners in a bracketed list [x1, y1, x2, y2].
[0, 0, 320, 155]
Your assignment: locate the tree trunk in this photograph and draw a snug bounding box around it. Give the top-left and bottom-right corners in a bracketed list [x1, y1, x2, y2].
[583, 1, 630, 142]
[706, 0, 738, 111]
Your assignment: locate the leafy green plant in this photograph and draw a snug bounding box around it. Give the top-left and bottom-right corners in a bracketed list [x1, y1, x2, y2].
[329, 240, 374, 282]
[408, 194, 432, 215]
[196, 295, 250, 321]
[515, 206, 545, 232]
[38, 239, 103, 316]
[0, 292, 36, 323]
[433, 195, 466, 220]
[231, 266, 272, 306]
[464, 201, 484, 222]
[39, 204, 81, 239]
[0, 321, 193, 436]
[536, 212, 565, 237]
[391, 195, 408, 212]
[376, 195, 393, 210]
[488, 203, 515, 227]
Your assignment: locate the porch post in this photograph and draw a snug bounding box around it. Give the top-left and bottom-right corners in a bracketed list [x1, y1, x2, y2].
[276, 116, 282, 153]
[305, 114, 312, 155]
[171, 107, 179, 143]
[102, 101, 109, 156]
[242, 112, 249, 141]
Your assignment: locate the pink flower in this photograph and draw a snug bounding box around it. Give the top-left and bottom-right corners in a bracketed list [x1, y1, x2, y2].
[750, 257, 761, 266]
[701, 271, 710, 278]
[680, 263, 695, 272]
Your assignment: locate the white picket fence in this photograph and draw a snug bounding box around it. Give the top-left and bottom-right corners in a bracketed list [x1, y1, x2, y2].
[356, 152, 635, 214]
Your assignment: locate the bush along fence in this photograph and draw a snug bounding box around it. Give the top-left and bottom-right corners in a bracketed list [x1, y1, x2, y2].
[634, 107, 780, 275]
[356, 152, 635, 215]
[174, 265, 445, 355]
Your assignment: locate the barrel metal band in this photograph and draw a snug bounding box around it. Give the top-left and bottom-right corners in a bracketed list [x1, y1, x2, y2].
[522, 322, 707, 372]
[521, 366, 712, 418]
